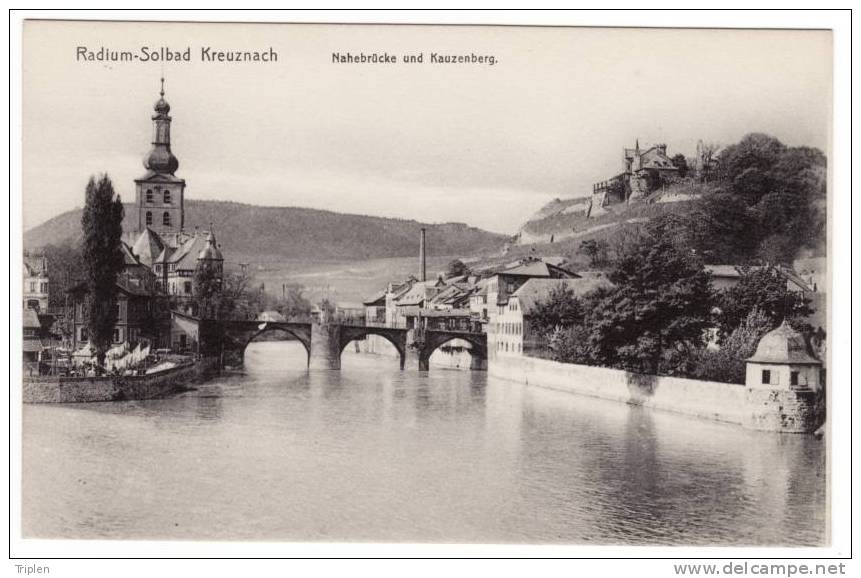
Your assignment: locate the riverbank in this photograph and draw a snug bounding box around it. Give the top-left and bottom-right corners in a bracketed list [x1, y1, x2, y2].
[22, 357, 219, 403]
[490, 355, 825, 433]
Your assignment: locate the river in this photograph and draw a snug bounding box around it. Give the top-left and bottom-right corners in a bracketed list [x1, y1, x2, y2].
[22, 341, 827, 545]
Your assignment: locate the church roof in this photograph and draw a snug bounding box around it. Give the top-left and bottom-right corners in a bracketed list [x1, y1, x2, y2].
[120, 242, 144, 267]
[131, 227, 166, 268]
[170, 234, 208, 271]
[154, 245, 176, 264]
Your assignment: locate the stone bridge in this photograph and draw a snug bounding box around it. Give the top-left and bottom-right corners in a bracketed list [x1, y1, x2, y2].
[201, 320, 486, 371]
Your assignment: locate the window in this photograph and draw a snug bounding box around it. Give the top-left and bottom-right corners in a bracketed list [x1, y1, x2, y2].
[80, 327, 88, 341]
[29, 282, 36, 292]
[146, 211, 153, 226]
[146, 189, 153, 203]
[113, 328, 120, 343]
[163, 190, 171, 204]
[761, 369, 771, 385]
[184, 281, 192, 294]
[40, 282, 48, 293]
[790, 371, 800, 387]
[163, 212, 171, 226]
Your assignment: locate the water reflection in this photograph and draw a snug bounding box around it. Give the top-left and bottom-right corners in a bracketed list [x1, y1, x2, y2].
[22, 341, 826, 544]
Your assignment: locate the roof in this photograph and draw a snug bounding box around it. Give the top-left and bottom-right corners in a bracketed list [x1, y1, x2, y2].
[513, 277, 614, 315]
[498, 259, 579, 279]
[131, 227, 166, 268]
[503, 261, 553, 277]
[169, 234, 208, 271]
[120, 242, 143, 267]
[135, 171, 185, 184]
[22, 338, 44, 353]
[154, 245, 176, 264]
[747, 321, 821, 365]
[197, 231, 224, 261]
[705, 265, 813, 293]
[395, 282, 432, 306]
[68, 273, 156, 298]
[23, 308, 41, 329]
[23, 254, 47, 277]
[363, 290, 387, 306]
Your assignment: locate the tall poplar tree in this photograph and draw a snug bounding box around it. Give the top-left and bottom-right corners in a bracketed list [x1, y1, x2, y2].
[81, 174, 125, 369]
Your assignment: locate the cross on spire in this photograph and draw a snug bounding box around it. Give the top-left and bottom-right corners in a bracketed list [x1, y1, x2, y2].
[160, 76, 165, 97]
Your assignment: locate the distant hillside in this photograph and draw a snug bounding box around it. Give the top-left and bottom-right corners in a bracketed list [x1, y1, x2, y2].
[23, 200, 507, 262]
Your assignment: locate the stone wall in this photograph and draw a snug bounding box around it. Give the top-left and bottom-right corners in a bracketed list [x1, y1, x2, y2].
[746, 387, 826, 433]
[490, 355, 824, 433]
[23, 357, 218, 404]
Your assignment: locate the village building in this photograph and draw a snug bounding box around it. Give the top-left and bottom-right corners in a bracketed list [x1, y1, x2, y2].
[485, 258, 579, 318]
[23, 308, 44, 371]
[23, 253, 49, 312]
[745, 321, 822, 392]
[67, 246, 169, 350]
[491, 276, 612, 358]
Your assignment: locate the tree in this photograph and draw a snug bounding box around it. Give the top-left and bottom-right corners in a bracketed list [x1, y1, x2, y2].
[80, 175, 125, 369]
[529, 285, 586, 335]
[41, 243, 86, 309]
[718, 133, 786, 205]
[193, 261, 222, 319]
[688, 193, 760, 263]
[694, 307, 773, 384]
[671, 153, 689, 178]
[589, 231, 714, 375]
[578, 239, 609, 267]
[275, 283, 313, 321]
[446, 259, 470, 278]
[714, 266, 813, 341]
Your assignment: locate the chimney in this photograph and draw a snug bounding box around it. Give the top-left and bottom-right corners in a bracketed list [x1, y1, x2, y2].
[419, 228, 427, 282]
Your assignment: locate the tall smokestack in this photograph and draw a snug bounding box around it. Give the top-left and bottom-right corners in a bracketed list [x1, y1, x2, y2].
[419, 227, 427, 282]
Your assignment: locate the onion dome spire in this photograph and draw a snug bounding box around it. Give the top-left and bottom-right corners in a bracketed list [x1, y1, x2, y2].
[144, 77, 179, 174]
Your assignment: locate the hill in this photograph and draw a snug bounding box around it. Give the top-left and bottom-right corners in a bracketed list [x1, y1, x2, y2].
[23, 200, 508, 263]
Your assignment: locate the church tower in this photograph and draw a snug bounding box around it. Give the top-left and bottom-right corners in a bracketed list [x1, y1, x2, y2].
[134, 78, 185, 242]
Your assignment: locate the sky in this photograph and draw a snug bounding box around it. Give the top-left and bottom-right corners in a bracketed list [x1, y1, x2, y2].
[22, 21, 832, 234]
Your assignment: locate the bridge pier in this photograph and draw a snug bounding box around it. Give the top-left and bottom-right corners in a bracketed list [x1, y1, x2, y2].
[309, 323, 342, 370]
[469, 353, 488, 371]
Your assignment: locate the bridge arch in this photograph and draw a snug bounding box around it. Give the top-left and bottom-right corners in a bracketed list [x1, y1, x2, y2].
[337, 326, 407, 370]
[418, 331, 487, 372]
[217, 321, 312, 368]
[246, 326, 311, 364]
